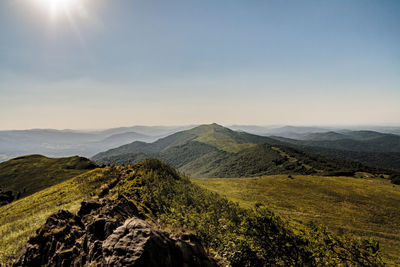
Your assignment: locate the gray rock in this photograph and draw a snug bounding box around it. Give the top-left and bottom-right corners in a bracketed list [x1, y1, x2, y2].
[102, 218, 216, 267]
[15, 200, 217, 267]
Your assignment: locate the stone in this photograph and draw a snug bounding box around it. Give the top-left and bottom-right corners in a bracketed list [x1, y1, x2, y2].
[77, 201, 102, 217]
[15, 199, 216, 267]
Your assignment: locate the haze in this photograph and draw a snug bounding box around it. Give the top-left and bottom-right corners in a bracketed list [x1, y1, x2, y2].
[1, 0, 399, 130]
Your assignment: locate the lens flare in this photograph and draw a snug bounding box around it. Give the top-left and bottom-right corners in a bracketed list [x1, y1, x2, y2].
[35, 0, 80, 17]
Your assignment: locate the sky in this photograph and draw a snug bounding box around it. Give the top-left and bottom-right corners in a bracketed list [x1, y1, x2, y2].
[0, 0, 399, 130]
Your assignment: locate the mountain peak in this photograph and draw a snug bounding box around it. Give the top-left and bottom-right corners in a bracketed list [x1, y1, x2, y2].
[200, 123, 224, 128]
[189, 123, 227, 132]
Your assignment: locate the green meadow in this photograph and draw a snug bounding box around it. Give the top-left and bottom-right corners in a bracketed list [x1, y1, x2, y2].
[192, 175, 400, 265]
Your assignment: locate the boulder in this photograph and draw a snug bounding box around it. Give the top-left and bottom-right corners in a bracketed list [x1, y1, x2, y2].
[15, 210, 85, 266]
[15, 199, 217, 267]
[77, 201, 102, 217]
[102, 218, 216, 267]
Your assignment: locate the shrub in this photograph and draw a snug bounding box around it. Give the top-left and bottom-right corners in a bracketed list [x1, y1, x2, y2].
[113, 159, 384, 266]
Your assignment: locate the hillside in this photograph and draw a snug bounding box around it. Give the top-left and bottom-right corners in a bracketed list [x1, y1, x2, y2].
[93, 123, 278, 159]
[0, 167, 117, 264]
[0, 155, 96, 205]
[296, 145, 400, 173]
[93, 131, 151, 146]
[1, 159, 385, 266]
[230, 125, 331, 139]
[192, 174, 400, 265]
[230, 125, 400, 139]
[270, 132, 400, 173]
[180, 143, 378, 178]
[309, 135, 400, 153]
[302, 131, 349, 141]
[93, 124, 384, 178]
[273, 131, 400, 153]
[302, 130, 389, 141]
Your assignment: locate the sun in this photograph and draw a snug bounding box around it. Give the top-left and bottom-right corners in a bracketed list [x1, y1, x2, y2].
[35, 0, 80, 17]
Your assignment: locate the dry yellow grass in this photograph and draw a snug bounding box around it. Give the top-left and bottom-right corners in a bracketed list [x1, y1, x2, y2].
[0, 167, 115, 265]
[192, 175, 400, 265]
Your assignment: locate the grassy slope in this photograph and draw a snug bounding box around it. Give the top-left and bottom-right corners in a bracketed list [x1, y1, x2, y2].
[272, 134, 400, 172]
[191, 124, 258, 153]
[0, 154, 96, 199]
[192, 175, 400, 264]
[0, 167, 116, 265]
[276, 133, 400, 153]
[0, 159, 386, 266]
[297, 145, 400, 172]
[113, 160, 383, 266]
[93, 124, 387, 179]
[92, 124, 278, 163]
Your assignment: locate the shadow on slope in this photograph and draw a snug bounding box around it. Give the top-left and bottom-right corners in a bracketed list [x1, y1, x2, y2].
[0, 155, 96, 206]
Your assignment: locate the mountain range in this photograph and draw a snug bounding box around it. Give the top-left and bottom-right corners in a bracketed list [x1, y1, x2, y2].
[0, 126, 193, 162]
[275, 130, 400, 152]
[92, 124, 384, 178]
[269, 131, 400, 172]
[1, 124, 399, 265]
[2, 124, 399, 174]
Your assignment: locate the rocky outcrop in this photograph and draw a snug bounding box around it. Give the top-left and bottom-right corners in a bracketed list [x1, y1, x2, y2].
[102, 218, 214, 266]
[15, 197, 217, 267]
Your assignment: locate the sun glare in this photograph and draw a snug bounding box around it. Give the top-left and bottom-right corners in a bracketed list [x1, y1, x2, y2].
[35, 0, 80, 17]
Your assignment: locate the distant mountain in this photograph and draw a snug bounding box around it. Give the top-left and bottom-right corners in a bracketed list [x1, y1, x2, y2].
[268, 131, 400, 172]
[302, 131, 349, 141]
[0, 126, 191, 161]
[230, 125, 331, 139]
[339, 130, 389, 140]
[295, 146, 400, 172]
[266, 126, 331, 139]
[230, 125, 400, 139]
[93, 124, 380, 178]
[302, 130, 389, 141]
[88, 132, 155, 150]
[96, 125, 195, 137]
[0, 155, 96, 206]
[3, 125, 397, 163]
[93, 123, 278, 158]
[273, 131, 400, 153]
[343, 126, 400, 136]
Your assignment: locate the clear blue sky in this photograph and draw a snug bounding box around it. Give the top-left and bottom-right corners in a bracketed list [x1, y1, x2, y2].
[0, 0, 399, 129]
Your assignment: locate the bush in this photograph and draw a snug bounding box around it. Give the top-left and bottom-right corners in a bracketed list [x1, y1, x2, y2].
[114, 159, 384, 266]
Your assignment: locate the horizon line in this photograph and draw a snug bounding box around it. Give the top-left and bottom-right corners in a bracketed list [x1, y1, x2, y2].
[1, 123, 400, 132]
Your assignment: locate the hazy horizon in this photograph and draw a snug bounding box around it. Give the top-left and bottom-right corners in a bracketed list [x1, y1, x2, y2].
[1, 0, 399, 129]
[2, 123, 400, 132]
